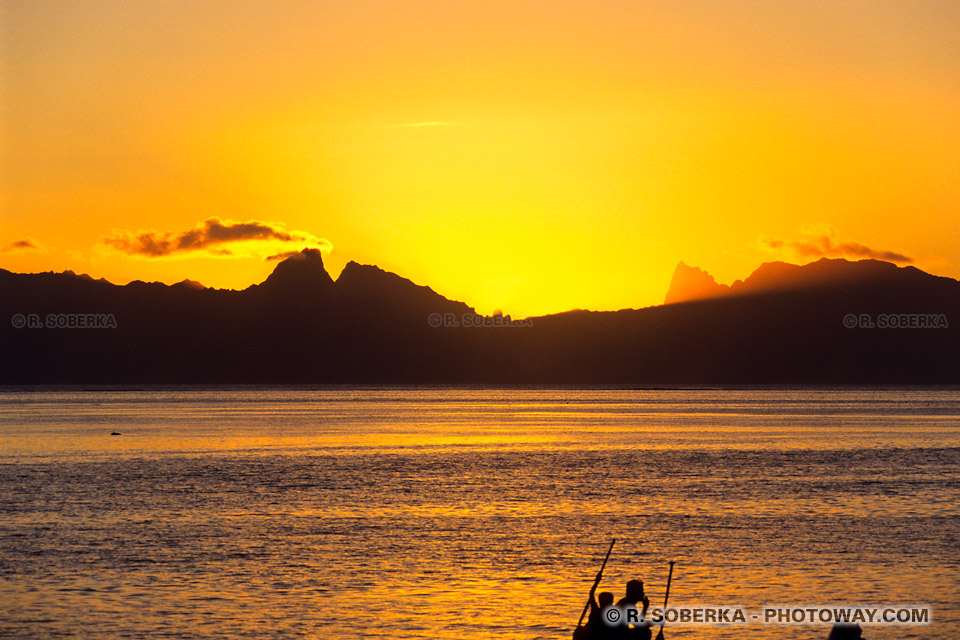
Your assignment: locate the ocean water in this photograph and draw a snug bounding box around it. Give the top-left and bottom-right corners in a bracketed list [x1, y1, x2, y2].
[0, 388, 957, 640]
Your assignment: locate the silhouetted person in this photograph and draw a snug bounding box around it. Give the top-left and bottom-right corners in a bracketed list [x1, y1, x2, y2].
[828, 622, 865, 640]
[584, 591, 616, 639]
[614, 579, 651, 640]
[574, 572, 605, 640]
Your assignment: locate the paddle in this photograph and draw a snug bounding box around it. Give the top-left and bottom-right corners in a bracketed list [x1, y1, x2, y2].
[572, 538, 616, 639]
[654, 560, 675, 640]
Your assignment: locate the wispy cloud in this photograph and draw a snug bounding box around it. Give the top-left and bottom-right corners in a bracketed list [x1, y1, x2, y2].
[265, 250, 307, 261]
[2, 238, 48, 254]
[99, 217, 331, 259]
[760, 225, 913, 264]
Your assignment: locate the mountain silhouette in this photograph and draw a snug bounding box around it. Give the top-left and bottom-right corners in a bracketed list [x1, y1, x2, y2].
[335, 260, 473, 319]
[2, 251, 958, 384]
[258, 247, 335, 295]
[664, 262, 729, 304]
[665, 258, 956, 305]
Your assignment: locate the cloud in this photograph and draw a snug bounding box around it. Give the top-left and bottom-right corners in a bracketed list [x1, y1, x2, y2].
[99, 217, 332, 259]
[2, 238, 48, 254]
[265, 250, 305, 261]
[761, 225, 913, 264]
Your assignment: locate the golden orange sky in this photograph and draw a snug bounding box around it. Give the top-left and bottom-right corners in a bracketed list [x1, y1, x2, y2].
[3, 1, 959, 317]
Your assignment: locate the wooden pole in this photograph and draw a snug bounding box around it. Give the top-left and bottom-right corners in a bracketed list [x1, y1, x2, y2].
[655, 561, 676, 640]
[575, 538, 617, 630]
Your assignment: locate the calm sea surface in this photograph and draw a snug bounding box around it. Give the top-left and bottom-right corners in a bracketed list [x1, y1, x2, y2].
[0, 388, 958, 639]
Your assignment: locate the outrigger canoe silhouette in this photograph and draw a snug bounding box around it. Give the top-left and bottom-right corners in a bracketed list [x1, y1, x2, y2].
[571, 539, 675, 640]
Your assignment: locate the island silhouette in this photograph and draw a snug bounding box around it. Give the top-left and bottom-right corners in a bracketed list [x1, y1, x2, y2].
[2, 249, 958, 384]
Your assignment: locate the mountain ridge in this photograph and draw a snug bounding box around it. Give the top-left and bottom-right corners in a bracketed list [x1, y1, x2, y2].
[2, 251, 958, 384]
[664, 257, 957, 305]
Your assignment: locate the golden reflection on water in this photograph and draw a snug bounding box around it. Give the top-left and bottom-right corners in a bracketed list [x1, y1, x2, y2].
[3, 415, 957, 462]
[0, 388, 958, 639]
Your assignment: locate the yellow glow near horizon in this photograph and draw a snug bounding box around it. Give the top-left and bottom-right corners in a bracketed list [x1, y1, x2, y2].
[2, 1, 959, 316]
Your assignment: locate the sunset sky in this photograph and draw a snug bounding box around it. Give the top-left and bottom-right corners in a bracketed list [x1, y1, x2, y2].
[3, 1, 959, 317]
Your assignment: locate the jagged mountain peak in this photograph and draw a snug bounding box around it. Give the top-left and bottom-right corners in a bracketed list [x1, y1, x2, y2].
[258, 248, 335, 293]
[664, 257, 946, 305]
[664, 261, 730, 304]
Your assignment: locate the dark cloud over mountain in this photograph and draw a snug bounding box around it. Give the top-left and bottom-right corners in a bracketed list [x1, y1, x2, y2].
[100, 217, 331, 258]
[762, 226, 912, 263]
